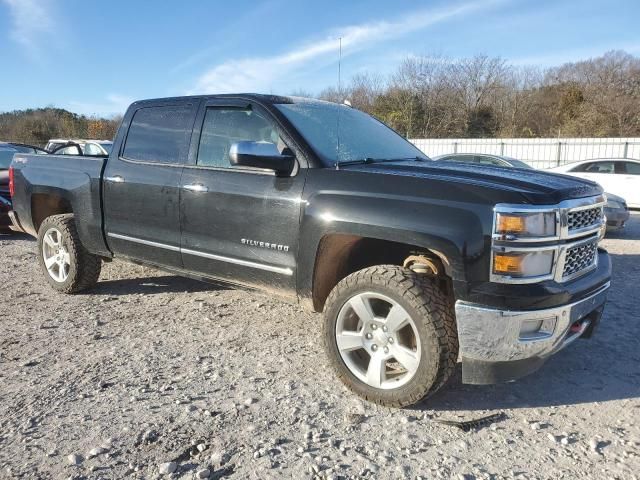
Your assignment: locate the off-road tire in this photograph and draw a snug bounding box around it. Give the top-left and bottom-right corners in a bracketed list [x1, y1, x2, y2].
[37, 214, 101, 293]
[323, 265, 458, 407]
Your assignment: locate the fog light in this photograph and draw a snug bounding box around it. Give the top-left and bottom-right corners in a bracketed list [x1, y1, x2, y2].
[519, 316, 557, 340]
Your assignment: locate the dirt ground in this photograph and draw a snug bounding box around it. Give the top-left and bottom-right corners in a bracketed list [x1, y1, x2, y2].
[0, 215, 638, 480]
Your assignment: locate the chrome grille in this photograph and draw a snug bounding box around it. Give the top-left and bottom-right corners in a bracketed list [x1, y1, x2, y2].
[567, 207, 602, 232]
[563, 241, 597, 278]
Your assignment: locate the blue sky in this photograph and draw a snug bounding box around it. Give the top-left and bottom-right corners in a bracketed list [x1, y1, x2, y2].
[1, 0, 639, 117]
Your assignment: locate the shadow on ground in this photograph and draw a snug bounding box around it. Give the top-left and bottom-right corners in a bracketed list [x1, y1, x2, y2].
[88, 275, 226, 296]
[0, 232, 33, 241]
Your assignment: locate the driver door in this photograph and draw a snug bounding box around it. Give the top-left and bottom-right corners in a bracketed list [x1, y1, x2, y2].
[179, 99, 307, 293]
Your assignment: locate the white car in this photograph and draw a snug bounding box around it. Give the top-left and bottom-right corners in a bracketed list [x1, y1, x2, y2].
[46, 139, 113, 156]
[550, 158, 640, 209]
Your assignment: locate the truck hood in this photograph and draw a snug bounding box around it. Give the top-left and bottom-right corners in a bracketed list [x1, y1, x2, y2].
[341, 160, 602, 204]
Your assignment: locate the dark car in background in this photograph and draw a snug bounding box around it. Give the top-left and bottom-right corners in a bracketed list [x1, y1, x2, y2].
[432, 153, 533, 169]
[0, 194, 11, 232]
[604, 192, 630, 231]
[0, 142, 47, 232]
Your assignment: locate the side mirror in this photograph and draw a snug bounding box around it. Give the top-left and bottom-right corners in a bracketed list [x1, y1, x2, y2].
[229, 141, 294, 175]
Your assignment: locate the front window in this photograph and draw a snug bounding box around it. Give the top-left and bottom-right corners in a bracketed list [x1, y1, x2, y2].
[196, 107, 282, 169]
[275, 101, 428, 165]
[572, 161, 615, 174]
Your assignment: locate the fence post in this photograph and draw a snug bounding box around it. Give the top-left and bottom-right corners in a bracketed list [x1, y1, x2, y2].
[556, 141, 562, 166]
[623, 141, 629, 159]
[453, 141, 458, 154]
[500, 141, 505, 155]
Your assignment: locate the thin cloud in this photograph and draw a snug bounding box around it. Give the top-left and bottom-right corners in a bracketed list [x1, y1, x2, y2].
[66, 94, 134, 117]
[512, 43, 640, 67]
[189, 0, 507, 94]
[171, 0, 286, 74]
[2, 0, 56, 58]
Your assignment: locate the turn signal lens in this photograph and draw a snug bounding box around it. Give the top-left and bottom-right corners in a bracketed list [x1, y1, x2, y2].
[493, 253, 524, 274]
[496, 215, 525, 234]
[493, 250, 555, 278]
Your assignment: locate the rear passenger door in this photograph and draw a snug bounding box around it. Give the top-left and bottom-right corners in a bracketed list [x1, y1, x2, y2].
[179, 99, 307, 293]
[103, 101, 198, 268]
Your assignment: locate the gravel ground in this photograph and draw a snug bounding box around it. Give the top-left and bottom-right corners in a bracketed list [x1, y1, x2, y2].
[0, 215, 639, 480]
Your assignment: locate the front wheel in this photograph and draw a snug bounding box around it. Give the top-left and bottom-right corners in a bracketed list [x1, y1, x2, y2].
[37, 214, 101, 293]
[323, 266, 458, 407]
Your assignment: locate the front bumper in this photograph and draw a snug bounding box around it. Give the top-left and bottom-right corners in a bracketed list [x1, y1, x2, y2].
[455, 281, 609, 384]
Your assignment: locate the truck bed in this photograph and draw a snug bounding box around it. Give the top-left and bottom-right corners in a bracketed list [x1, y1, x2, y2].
[10, 153, 110, 255]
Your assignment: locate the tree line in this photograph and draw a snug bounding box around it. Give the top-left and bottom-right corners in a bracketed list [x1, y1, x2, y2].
[0, 108, 121, 147]
[316, 50, 640, 138]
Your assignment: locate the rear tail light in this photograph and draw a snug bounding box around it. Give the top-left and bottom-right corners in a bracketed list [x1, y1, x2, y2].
[9, 166, 15, 197]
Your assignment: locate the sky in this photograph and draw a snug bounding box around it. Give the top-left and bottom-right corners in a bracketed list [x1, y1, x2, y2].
[0, 0, 639, 117]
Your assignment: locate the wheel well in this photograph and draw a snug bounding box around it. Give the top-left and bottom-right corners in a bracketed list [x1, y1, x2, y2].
[31, 194, 72, 233]
[312, 234, 451, 312]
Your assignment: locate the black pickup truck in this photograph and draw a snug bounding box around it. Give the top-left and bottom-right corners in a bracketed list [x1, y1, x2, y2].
[8, 94, 611, 407]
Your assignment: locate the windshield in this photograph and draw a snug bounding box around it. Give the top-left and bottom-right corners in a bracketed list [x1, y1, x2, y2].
[102, 142, 113, 154]
[275, 101, 428, 165]
[47, 142, 65, 152]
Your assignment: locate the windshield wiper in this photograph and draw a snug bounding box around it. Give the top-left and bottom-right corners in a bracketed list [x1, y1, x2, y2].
[335, 156, 427, 168]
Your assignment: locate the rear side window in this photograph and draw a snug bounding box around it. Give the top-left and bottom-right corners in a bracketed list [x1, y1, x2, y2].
[84, 143, 103, 155]
[123, 105, 193, 164]
[622, 161, 640, 175]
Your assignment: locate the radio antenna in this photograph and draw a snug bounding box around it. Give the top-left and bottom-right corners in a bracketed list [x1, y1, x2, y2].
[335, 37, 343, 169]
[338, 37, 342, 95]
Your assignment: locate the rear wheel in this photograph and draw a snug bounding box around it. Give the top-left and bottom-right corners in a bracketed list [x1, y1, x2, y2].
[37, 214, 101, 293]
[323, 265, 458, 407]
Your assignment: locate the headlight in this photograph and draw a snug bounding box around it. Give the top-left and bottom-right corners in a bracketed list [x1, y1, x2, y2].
[495, 211, 556, 238]
[493, 250, 555, 278]
[606, 201, 624, 210]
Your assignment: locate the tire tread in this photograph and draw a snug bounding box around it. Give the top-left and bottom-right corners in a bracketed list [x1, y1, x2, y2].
[38, 214, 101, 293]
[323, 265, 458, 408]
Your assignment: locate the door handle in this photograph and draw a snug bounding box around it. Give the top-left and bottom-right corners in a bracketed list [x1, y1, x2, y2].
[183, 183, 209, 193]
[105, 175, 125, 183]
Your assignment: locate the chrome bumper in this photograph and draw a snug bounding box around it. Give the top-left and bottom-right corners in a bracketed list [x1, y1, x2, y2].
[455, 282, 609, 384]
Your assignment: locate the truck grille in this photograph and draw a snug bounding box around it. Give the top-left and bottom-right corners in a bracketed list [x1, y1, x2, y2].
[567, 207, 602, 232]
[563, 241, 597, 279]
